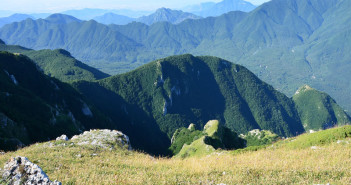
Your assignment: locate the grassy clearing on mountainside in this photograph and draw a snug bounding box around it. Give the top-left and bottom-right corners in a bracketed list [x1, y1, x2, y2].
[1, 126, 351, 184]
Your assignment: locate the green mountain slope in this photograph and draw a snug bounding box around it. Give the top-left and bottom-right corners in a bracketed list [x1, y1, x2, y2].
[0, 41, 109, 82]
[293, 85, 351, 130]
[72, 54, 304, 154]
[0, 0, 350, 112]
[0, 51, 115, 151]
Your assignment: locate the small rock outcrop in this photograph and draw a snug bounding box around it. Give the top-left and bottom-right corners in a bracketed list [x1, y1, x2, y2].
[175, 120, 246, 158]
[1, 156, 61, 185]
[70, 129, 132, 150]
[55, 135, 68, 141]
[241, 129, 280, 146]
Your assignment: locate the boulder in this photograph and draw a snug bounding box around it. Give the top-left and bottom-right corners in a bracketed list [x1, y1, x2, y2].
[1, 156, 61, 185]
[70, 129, 132, 150]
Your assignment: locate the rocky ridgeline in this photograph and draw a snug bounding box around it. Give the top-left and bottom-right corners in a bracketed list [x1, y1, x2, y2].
[56, 129, 132, 150]
[1, 156, 61, 185]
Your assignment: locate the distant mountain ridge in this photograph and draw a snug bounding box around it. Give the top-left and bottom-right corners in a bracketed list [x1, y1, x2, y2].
[93, 8, 202, 26]
[61, 8, 152, 20]
[45, 13, 82, 24]
[188, 0, 257, 17]
[0, 14, 34, 28]
[93, 13, 135, 25]
[136, 8, 202, 25]
[0, 41, 109, 82]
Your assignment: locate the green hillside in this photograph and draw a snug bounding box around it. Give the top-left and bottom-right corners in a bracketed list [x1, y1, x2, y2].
[72, 54, 304, 154]
[0, 51, 115, 151]
[0, 41, 109, 82]
[0, 0, 350, 113]
[293, 85, 351, 130]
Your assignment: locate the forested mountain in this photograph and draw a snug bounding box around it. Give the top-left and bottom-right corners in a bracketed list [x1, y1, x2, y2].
[0, 0, 350, 112]
[0, 51, 115, 150]
[293, 85, 351, 130]
[72, 55, 305, 154]
[0, 40, 109, 82]
[0, 50, 348, 154]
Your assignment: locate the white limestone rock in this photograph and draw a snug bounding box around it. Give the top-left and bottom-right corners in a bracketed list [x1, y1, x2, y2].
[1, 156, 61, 185]
[56, 135, 68, 141]
[70, 129, 132, 150]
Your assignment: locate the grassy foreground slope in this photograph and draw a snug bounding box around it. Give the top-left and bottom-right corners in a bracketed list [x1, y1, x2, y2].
[1, 126, 350, 184]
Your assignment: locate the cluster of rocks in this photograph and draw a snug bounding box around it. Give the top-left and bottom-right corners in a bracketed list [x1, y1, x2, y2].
[1, 156, 61, 185]
[56, 129, 132, 150]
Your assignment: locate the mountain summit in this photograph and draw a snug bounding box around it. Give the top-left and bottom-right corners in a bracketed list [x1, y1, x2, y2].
[136, 8, 202, 25]
[293, 85, 351, 130]
[45, 13, 81, 24]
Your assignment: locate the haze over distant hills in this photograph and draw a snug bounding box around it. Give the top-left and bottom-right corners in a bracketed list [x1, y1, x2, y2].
[184, 0, 257, 17]
[93, 8, 202, 25]
[136, 8, 202, 25]
[0, 14, 34, 28]
[93, 13, 135, 25]
[62, 8, 152, 20]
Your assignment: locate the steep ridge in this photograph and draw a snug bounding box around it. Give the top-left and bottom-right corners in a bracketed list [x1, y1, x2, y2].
[0, 42, 109, 82]
[73, 54, 304, 154]
[0, 51, 115, 151]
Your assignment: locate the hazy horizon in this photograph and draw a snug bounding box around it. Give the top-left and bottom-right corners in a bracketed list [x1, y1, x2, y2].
[0, 0, 270, 15]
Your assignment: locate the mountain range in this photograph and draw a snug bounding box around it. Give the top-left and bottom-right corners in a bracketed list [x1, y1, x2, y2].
[93, 8, 202, 25]
[1, 0, 350, 113]
[0, 41, 349, 154]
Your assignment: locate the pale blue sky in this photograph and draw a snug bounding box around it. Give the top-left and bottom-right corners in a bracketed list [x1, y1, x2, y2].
[0, 0, 270, 13]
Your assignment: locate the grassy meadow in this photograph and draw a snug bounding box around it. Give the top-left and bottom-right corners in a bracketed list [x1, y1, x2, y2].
[1, 126, 351, 184]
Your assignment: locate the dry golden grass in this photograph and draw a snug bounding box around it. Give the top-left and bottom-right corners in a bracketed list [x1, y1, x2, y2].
[1, 139, 351, 185]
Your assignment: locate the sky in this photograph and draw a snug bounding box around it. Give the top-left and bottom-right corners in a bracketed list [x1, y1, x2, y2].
[0, 0, 270, 13]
